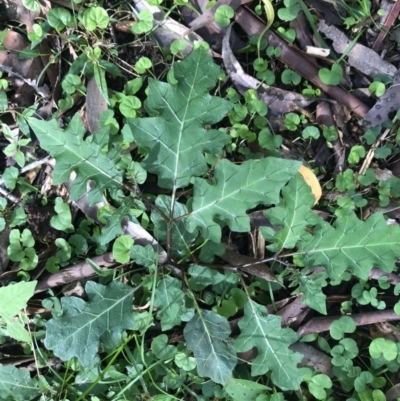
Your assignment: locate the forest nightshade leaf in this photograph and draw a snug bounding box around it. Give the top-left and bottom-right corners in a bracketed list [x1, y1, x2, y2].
[151, 195, 197, 258]
[0, 281, 36, 319]
[44, 281, 135, 367]
[29, 114, 122, 205]
[262, 173, 319, 252]
[299, 211, 400, 280]
[0, 365, 39, 400]
[291, 270, 328, 314]
[153, 276, 186, 330]
[234, 300, 302, 390]
[184, 309, 237, 385]
[124, 48, 232, 189]
[186, 158, 301, 242]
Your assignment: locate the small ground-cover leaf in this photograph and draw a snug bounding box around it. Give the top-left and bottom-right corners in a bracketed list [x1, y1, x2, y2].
[44, 281, 135, 367]
[82, 6, 110, 31]
[184, 309, 237, 385]
[215, 5, 234, 27]
[186, 158, 300, 242]
[51, 197, 74, 231]
[124, 48, 232, 189]
[29, 114, 122, 205]
[175, 353, 196, 371]
[369, 338, 398, 361]
[308, 374, 332, 400]
[298, 211, 400, 280]
[330, 316, 356, 340]
[319, 63, 343, 86]
[112, 235, 134, 263]
[234, 300, 302, 390]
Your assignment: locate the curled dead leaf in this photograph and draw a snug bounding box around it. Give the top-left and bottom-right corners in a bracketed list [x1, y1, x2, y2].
[298, 164, 322, 204]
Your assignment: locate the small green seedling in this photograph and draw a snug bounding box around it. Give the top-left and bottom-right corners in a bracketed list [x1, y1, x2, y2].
[319, 63, 343, 86]
[215, 5, 234, 27]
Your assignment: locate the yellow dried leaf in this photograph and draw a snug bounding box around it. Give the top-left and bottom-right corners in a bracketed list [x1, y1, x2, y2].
[298, 164, 322, 204]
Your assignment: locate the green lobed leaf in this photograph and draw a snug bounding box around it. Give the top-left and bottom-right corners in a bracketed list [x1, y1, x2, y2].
[262, 173, 318, 252]
[234, 300, 302, 390]
[0, 281, 37, 319]
[151, 195, 197, 258]
[186, 158, 300, 242]
[99, 205, 138, 246]
[6, 320, 32, 343]
[29, 114, 122, 205]
[69, 234, 88, 255]
[183, 309, 237, 385]
[130, 244, 158, 267]
[153, 276, 191, 330]
[151, 334, 177, 360]
[124, 48, 232, 189]
[225, 378, 271, 400]
[44, 281, 135, 367]
[187, 264, 226, 290]
[298, 211, 400, 281]
[290, 270, 328, 314]
[0, 364, 39, 400]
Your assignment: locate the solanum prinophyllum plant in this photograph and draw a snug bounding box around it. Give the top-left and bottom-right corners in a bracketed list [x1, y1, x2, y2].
[3, 48, 400, 400]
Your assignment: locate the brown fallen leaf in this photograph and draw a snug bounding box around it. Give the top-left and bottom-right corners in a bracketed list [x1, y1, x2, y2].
[369, 321, 400, 342]
[34, 253, 117, 293]
[318, 19, 397, 78]
[372, 0, 400, 51]
[306, 0, 346, 26]
[86, 77, 108, 134]
[220, 247, 281, 285]
[298, 310, 400, 336]
[277, 294, 309, 329]
[369, 267, 400, 285]
[363, 69, 400, 128]
[0, 0, 43, 31]
[290, 342, 333, 377]
[385, 383, 400, 401]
